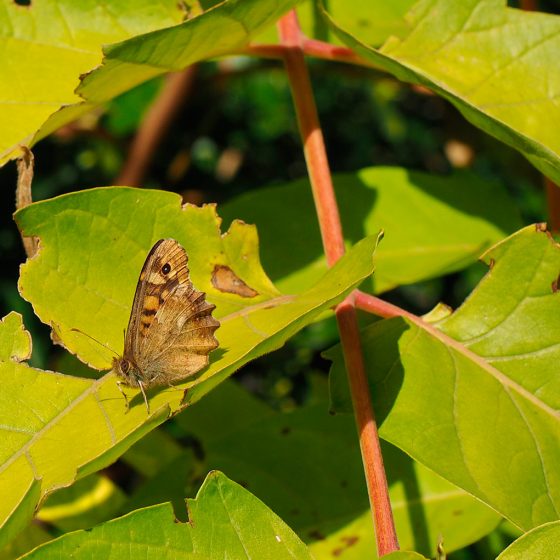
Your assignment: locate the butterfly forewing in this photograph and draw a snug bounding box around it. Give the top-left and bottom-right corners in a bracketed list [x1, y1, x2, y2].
[122, 238, 219, 387]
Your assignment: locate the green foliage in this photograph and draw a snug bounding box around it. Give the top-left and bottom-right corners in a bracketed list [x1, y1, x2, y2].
[328, 226, 560, 530]
[1, 0, 301, 164]
[321, 0, 560, 184]
[497, 521, 560, 560]
[0, 0, 558, 558]
[21, 472, 315, 560]
[220, 167, 522, 293]
[171, 381, 500, 558]
[2, 193, 377, 547]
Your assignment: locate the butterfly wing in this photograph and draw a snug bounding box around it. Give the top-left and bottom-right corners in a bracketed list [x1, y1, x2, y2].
[139, 284, 219, 384]
[125, 238, 219, 385]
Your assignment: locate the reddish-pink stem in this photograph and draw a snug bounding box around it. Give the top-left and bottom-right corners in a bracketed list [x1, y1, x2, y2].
[277, 12, 345, 265]
[244, 39, 365, 67]
[302, 37, 365, 65]
[278, 10, 399, 556]
[336, 295, 400, 555]
[355, 290, 418, 320]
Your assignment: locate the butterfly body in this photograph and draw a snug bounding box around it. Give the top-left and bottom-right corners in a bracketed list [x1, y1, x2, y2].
[114, 238, 219, 411]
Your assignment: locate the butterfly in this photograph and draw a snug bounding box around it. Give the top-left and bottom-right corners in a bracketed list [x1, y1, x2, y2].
[113, 238, 220, 413]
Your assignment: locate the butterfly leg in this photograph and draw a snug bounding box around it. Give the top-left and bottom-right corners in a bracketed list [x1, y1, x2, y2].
[116, 381, 130, 413]
[138, 380, 151, 415]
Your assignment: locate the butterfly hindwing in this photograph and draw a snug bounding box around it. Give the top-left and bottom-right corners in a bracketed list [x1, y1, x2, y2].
[122, 238, 219, 385]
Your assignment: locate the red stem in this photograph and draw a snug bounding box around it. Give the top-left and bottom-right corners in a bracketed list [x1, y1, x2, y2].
[302, 37, 366, 65]
[355, 290, 418, 321]
[244, 39, 365, 67]
[277, 12, 345, 265]
[336, 295, 400, 555]
[278, 10, 399, 556]
[116, 67, 197, 187]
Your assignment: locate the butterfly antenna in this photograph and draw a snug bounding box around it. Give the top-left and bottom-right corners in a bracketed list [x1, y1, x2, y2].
[70, 327, 120, 359]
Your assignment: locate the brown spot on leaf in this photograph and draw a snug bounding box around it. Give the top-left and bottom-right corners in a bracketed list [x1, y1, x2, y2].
[211, 265, 258, 297]
[280, 426, 291, 435]
[308, 530, 326, 541]
[535, 222, 547, 232]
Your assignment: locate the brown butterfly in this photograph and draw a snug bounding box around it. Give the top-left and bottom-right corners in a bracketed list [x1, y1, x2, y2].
[113, 238, 219, 413]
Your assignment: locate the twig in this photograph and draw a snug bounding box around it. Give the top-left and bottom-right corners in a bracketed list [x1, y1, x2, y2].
[302, 37, 366, 66]
[116, 67, 197, 187]
[355, 290, 418, 321]
[277, 13, 345, 265]
[336, 295, 400, 556]
[544, 170, 560, 233]
[243, 39, 367, 67]
[15, 147, 38, 258]
[277, 10, 399, 556]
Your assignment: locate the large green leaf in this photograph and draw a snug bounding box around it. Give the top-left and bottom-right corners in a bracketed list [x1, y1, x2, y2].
[220, 167, 521, 294]
[321, 0, 560, 184]
[329, 225, 560, 531]
[138, 381, 500, 558]
[0, 0, 300, 165]
[497, 521, 560, 560]
[0, 0, 183, 165]
[22, 471, 315, 559]
[2, 187, 377, 547]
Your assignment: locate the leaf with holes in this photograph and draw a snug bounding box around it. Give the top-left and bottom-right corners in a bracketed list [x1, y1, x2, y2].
[165, 381, 501, 558]
[1, 187, 378, 546]
[21, 471, 315, 560]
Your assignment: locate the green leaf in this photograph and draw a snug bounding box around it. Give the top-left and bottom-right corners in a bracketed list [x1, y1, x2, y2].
[0, 312, 31, 362]
[321, 0, 560, 184]
[2, 187, 377, 546]
[168, 382, 500, 558]
[22, 472, 315, 560]
[328, 225, 560, 531]
[220, 167, 521, 294]
[0, 0, 301, 165]
[36, 475, 126, 533]
[0, 0, 184, 165]
[497, 521, 560, 560]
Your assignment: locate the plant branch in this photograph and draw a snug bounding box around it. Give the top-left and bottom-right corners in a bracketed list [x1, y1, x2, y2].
[277, 12, 345, 265]
[15, 147, 38, 258]
[302, 37, 366, 66]
[277, 10, 399, 556]
[336, 294, 400, 556]
[244, 39, 366, 67]
[355, 290, 418, 321]
[116, 67, 197, 187]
